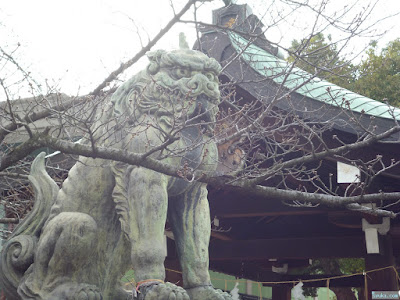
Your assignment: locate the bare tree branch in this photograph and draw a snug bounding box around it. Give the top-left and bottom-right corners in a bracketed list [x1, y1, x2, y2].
[90, 0, 200, 96]
[0, 218, 19, 224]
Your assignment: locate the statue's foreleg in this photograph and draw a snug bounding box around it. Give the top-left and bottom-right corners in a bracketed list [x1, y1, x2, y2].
[126, 167, 189, 299]
[168, 184, 211, 288]
[168, 184, 232, 300]
[127, 167, 168, 282]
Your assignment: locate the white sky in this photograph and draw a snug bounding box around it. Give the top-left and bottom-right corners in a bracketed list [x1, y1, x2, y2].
[1, 0, 400, 97]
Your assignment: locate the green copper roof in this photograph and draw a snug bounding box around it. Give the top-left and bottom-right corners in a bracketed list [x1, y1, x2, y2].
[229, 32, 400, 120]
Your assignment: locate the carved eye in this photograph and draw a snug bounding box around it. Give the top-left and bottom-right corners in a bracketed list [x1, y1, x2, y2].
[205, 72, 215, 81]
[173, 68, 191, 79]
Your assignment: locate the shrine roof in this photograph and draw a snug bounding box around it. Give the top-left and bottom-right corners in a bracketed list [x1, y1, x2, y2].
[229, 31, 400, 121]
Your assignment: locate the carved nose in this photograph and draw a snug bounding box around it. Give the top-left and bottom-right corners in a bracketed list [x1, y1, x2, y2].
[207, 82, 217, 92]
[188, 74, 208, 93]
[188, 74, 219, 99]
[190, 81, 199, 90]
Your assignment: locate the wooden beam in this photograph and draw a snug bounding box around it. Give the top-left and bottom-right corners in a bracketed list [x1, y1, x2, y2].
[209, 236, 366, 260]
[165, 229, 232, 241]
[218, 210, 328, 218]
[211, 231, 232, 241]
[209, 191, 354, 219]
[0, 218, 19, 224]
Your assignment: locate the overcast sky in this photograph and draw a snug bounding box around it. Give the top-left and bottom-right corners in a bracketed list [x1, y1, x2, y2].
[1, 0, 400, 96]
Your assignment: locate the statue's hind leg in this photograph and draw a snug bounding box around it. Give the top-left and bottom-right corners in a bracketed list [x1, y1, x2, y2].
[168, 184, 232, 300]
[126, 167, 189, 299]
[17, 212, 102, 299]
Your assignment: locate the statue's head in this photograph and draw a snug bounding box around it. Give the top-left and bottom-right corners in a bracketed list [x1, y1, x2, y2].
[111, 48, 221, 132]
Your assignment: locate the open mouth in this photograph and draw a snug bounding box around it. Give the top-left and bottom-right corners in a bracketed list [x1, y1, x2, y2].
[163, 88, 218, 134]
[186, 94, 217, 134]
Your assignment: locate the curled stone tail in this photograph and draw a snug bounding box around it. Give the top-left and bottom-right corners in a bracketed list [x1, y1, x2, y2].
[0, 152, 59, 298]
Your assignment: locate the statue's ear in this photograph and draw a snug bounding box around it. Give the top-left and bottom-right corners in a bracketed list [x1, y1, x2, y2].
[147, 50, 166, 75]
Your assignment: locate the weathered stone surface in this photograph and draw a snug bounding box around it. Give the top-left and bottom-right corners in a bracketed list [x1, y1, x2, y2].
[1, 47, 232, 300]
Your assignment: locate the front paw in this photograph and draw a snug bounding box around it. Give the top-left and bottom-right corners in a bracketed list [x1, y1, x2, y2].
[46, 282, 102, 300]
[186, 286, 232, 300]
[73, 284, 102, 300]
[137, 282, 189, 300]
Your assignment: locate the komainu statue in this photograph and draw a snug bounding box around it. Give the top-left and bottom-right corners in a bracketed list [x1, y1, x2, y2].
[0, 46, 233, 300]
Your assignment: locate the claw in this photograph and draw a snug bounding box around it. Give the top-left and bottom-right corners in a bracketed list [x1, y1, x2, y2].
[73, 284, 102, 300]
[136, 283, 189, 300]
[186, 286, 233, 300]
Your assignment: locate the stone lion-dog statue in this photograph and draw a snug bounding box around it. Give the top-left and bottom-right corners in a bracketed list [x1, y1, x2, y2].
[0, 46, 233, 300]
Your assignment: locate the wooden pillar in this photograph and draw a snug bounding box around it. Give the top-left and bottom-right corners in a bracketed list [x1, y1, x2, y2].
[365, 235, 398, 300]
[165, 237, 184, 286]
[357, 288, 366, 300]
[246, 280, 253, 295]
[164, 258, 183, 286]
[272, 284, 291, 300]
